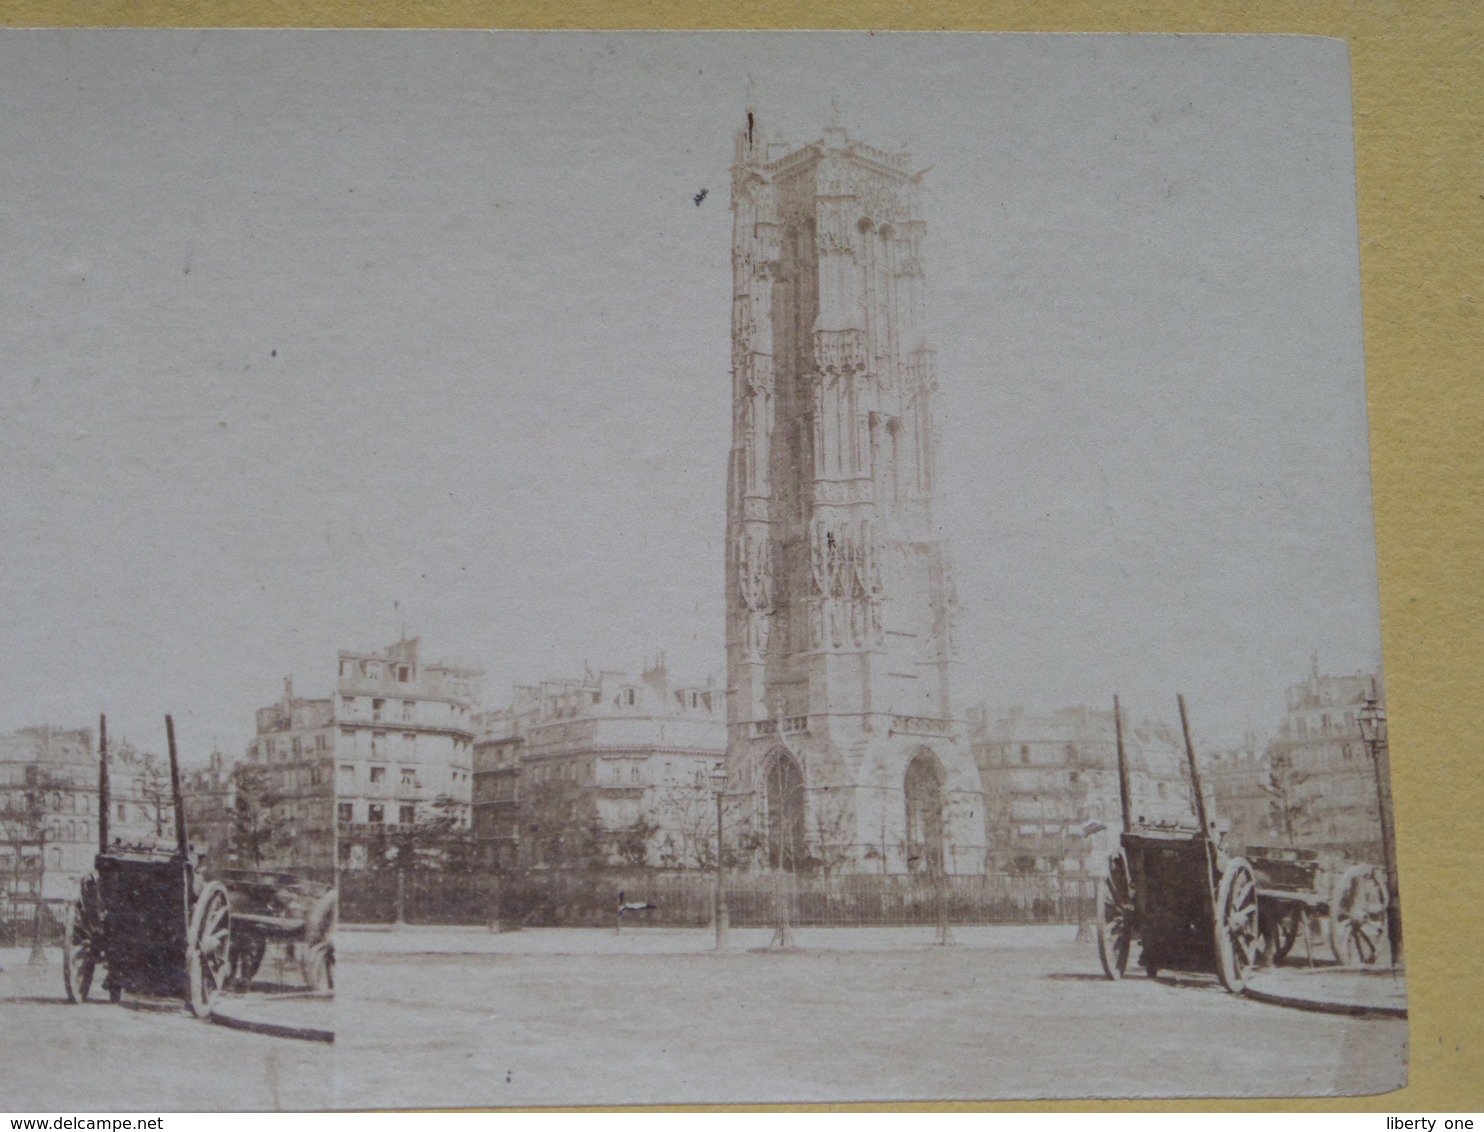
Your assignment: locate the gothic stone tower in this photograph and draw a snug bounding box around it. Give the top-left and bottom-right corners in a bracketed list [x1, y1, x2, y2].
[725, 109, 986, 875]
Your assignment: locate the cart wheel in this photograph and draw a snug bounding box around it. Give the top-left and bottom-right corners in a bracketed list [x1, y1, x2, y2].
[1214, 857, 1260, 992]
[1096, 851, 1134, 980]
[1330, 865, 1387, 966]
[301, 889, 337, 992]
[62, 875, 103, 1004]
[186, 881, 232, 1018]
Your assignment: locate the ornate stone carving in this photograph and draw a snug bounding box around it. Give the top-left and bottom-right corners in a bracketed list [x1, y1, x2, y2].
[742, 352, 774, 396]
[814, 329, 868, 378]
[754, 219, 784, 265]
[904, 348, 937, 393]
[733, 534, 775, 658]
[803, 520, 887, 650]
[814, 198, 856, 257]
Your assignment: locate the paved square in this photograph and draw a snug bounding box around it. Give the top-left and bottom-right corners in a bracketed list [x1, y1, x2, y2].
[335, 925, 1407, 1106]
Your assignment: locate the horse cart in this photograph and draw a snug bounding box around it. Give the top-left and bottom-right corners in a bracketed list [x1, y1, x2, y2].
[1246, 846, 1390, 967]
[1095, 696, 1262, 992]
[218, 868, 335, 992]
[62, 715, 232, 1015]
[61, 714, 336, 1016]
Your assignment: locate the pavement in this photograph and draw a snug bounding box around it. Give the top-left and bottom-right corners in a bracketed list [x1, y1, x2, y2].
[336, 926, 1410, 1106]
[3, 933, 1410, 1109]
[338, 921, 1077, 955]
[341, 924, 1409, 1016]
[0, 948, 333, 1110]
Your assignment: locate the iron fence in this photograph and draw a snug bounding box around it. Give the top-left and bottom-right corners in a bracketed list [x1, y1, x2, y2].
[338, 868, 1095, 929]
[0, 902, 62, 948]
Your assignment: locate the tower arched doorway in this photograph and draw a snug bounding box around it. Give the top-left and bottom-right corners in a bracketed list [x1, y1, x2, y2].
[761, 748, 807, 872]
[904, 750, 946, 875]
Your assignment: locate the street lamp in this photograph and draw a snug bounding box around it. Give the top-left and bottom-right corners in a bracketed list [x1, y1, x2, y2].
[1357, 697, 1402, 968]
[710, 765, 729, 950]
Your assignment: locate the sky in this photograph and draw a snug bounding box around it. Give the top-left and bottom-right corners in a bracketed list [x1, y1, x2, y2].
[0, 30, 1381, 762]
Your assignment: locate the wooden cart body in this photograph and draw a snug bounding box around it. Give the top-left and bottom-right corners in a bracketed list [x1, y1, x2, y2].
[62, 715, 232, 1016]
[87, 848, 194, 999]
[1121, 824, 1222, 977]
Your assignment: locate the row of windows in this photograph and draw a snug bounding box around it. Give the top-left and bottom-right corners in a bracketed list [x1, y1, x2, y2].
[0, 790, 95, 815]
[338, 801, 417, 825]
[339, 696, 469, 722]
[338, 764, 421, 786]
[336, 762, 469, 786]
[258, 732, 330, 761]
[336, 727, 474, 759]
[265, 766, 325, 791]
[515, 757, 721, 787]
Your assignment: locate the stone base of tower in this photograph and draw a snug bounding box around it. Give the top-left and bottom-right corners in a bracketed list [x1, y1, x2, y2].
[726, 718, 987, 876]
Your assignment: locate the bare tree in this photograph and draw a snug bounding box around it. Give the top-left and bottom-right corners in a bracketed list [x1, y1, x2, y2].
[614, 817, 658, 868]
[519, 775, 604, 869]
[136, 750, 173, 840]
[807, 788, 855, 884]
[401, 793, 480, 873]
[653, 786, 716, 869]
[230, 763, 287, 870]
[1261, 747, 1315, 845]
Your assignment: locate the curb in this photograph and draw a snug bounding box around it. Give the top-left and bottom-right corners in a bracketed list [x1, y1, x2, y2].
[209, 997, 334, 1043]
[1243, 983, 1408, 1020]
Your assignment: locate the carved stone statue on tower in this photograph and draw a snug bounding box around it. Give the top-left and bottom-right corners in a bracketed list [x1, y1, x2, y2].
[724, 105, 987, 875]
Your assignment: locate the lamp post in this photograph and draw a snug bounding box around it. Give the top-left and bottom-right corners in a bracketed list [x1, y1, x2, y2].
[1357, 697, 1402, 968]
[28, 829, 49, 967]
[710, 765, 729, 950]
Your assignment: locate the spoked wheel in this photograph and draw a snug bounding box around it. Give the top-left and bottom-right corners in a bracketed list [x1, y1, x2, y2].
[63, 875, 104, 1004]
[1096, 851, 1135, 980]
[1330, 865, 1388, 966]
[1215, 857, 1261, 992]
[186, 881, 232, 1018]
[301, 889, 337, 992]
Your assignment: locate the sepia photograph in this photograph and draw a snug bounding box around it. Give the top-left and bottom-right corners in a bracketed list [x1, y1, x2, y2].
[0, 29, 1405, 1108]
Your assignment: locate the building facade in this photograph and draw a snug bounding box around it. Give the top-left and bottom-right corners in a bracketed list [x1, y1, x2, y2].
[242, 679, 336, 875]
[335, 638, 482, 869]
[181, 748, 237, 872]
[1, 727, 100, 910]
[472, 658, 726, 869]
[724, 108, 986, 875]
[970, 706, 1199, 880]
[1207, 659, 1386, 861]
[0, 725, 165, 916]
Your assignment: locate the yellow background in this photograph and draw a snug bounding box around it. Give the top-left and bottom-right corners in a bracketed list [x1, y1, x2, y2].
[5, 0, 1480, 1114]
